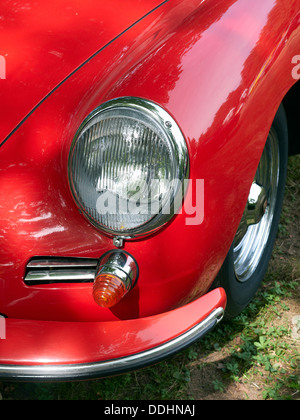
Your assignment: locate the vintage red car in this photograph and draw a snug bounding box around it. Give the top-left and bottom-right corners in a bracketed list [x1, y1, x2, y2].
[0, 0, 299, 381]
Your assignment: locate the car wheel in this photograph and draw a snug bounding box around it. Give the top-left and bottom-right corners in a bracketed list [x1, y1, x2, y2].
[215, 104, 288, 319]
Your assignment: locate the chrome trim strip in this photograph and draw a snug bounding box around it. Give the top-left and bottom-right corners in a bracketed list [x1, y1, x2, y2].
[27, 259, 98, 269]
[0, 307, 224, 381]
[25, 270, 96, 283]
[24, 258, 98, 285]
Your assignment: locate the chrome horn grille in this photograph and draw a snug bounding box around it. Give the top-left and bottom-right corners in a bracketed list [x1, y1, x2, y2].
[24, 257, 98, 285]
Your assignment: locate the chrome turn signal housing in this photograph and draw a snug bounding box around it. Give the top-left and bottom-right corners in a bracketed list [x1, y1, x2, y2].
[93, 250, 138, 308]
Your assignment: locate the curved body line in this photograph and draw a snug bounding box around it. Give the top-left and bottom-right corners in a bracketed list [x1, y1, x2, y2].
[0, 0, 169, 149]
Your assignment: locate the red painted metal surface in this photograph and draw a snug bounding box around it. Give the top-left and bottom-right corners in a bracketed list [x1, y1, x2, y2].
[0, 0, 165, 143]
[0, 288, 226, 365]
[0, 0, 299, 368]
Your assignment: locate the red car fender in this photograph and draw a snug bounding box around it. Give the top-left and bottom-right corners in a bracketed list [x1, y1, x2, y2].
[0, 1, 299, 325]
[0, 288, 226, 380]
[0, 0, 166, 143]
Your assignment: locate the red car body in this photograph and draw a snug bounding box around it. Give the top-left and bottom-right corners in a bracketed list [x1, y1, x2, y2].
[0, 0, 299, 380]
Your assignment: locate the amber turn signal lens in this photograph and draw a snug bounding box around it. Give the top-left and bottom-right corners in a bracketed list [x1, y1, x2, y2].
[93, 273, 128, 308]
[93, 250, 138, 308]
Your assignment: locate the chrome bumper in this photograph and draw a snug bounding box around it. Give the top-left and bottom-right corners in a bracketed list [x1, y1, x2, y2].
[0, 307, 224, 382]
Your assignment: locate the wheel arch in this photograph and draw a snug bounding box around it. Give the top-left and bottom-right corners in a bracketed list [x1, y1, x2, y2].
[282, 79, 300, 156]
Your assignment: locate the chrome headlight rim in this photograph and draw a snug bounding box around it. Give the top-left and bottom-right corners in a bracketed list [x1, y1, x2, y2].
[68, 97, 190, 239]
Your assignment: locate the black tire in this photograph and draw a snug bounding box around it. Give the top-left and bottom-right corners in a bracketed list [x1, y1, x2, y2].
[215, 104, 288, 319]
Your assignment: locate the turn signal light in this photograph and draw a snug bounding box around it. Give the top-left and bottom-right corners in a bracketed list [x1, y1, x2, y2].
[93, 273, 128, 308]
[93, 250, 138, 308]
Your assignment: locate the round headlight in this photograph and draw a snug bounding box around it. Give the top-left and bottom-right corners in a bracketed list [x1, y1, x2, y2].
[69, 97, 189, 238]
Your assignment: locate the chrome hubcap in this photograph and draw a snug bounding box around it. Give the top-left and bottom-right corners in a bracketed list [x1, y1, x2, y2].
[233, 128, 280, 282]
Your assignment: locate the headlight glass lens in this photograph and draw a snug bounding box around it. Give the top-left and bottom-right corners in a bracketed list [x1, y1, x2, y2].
[69, 98, 189, 237]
